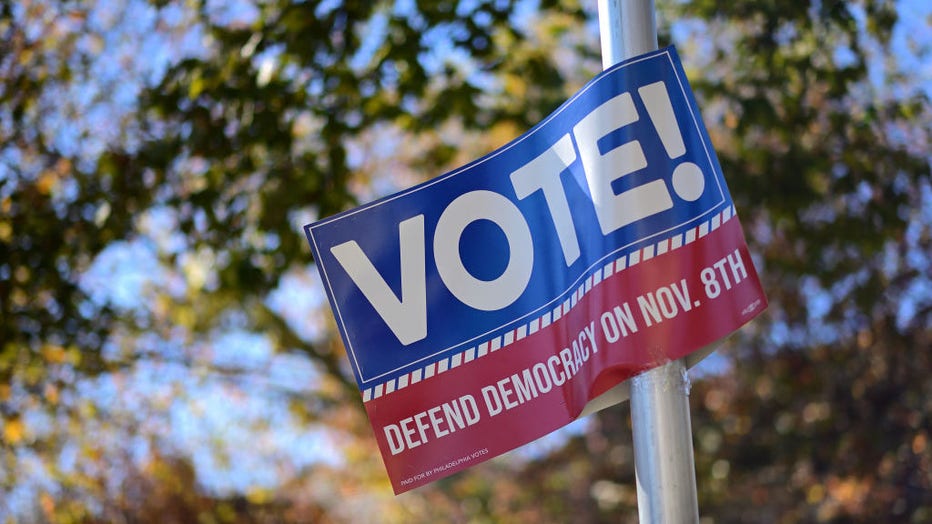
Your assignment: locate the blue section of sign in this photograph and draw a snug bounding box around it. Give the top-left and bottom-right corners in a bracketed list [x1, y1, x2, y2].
[306, 47, 732, 388]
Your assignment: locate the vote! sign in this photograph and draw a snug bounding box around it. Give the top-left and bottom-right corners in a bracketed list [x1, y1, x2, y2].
[305, 46, 766, 494]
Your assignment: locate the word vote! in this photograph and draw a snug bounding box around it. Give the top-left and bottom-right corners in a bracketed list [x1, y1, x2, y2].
[331, 81, 706, 345]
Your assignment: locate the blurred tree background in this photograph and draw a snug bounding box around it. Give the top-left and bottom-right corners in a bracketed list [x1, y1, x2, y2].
[1, 0, 930, 522]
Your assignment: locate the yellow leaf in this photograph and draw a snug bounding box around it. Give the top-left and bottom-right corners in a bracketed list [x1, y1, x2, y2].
[44, 383, 59, 406]
[0, 221, 10, 242]
[189, 75, 204, 99]
[66, 346, 82, 366]
[246, 487, 273, 504]
[36, 170, 56, 195]
[3, 418, 25, 444]
[42, 345, 67, 364]
[40, 492, 55, 519]
[806, 483, 825, 504]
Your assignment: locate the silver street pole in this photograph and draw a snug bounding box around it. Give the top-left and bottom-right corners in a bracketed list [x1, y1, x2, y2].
[595, 0, 700, 522]
[629, 361, 699, 522]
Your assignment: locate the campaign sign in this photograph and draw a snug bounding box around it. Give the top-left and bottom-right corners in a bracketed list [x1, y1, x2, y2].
[305, 46, 766, 494]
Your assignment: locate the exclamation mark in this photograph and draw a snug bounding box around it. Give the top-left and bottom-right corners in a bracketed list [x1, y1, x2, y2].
[637, 81, 705, 202]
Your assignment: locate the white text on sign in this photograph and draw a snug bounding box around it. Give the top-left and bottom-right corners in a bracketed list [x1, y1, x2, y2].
[380, 247, 757, 458]
[331, 81, 706, 346]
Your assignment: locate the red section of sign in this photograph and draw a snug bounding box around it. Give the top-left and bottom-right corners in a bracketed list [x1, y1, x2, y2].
[365, 216, 766, 493]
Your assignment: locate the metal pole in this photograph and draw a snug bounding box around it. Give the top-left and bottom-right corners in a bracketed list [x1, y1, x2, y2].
[595, 1, 700, 522]
[630, 361, 699, 523]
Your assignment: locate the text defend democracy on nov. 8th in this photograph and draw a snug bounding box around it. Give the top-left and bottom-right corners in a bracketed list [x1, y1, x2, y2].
[381, 246, 752, 457]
